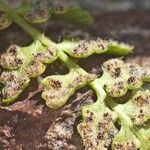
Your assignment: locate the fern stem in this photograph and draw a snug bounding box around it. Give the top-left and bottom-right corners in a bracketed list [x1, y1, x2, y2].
[0, 0, 88, 74]
[0, 0, 53, 47]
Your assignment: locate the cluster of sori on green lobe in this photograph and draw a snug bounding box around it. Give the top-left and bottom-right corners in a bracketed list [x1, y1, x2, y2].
[40, 70, 96, 109]
[0, 71, 30, 103]
[77, 58, 150, 150]
[0, 9, 12, 30]
[18, 0, 93, 25]
[60, 38, 133, 58]
[111, 88, 150, 150]
[24, 0, 50, 23]
[124, 89, 150, 125]
[77, 104, 118, 149]
[102, 58, 150, 97]
[77, 77, 118, 149]
[0, 41, 57, 103]
[0, 37, 133, 106]
[0, 45, 24, 69]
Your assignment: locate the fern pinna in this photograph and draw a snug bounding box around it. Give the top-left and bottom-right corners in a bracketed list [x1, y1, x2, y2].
[0, 1, 149, 149]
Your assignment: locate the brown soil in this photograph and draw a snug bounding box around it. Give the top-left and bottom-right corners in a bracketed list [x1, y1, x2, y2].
[0, 10, 150, 150]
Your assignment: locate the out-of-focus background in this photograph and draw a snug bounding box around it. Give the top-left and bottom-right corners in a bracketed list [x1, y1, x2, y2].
[6, 0, 150, 11]
[79, 0, 150, 12]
